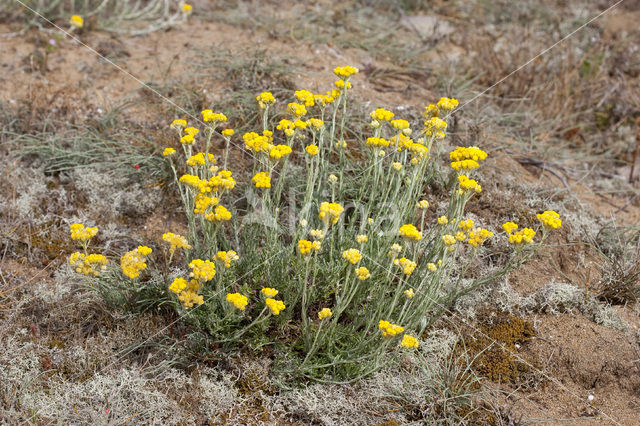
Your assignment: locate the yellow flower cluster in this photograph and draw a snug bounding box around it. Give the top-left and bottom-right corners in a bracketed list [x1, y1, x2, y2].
[342, 248, 362, 264]
[214, 250, 239, 268]
[356, 234, 368, 244]
[319, 201, 344, 225]
[256, 92, 276, 109]
[252, 172, 271, 189]
[169, 278, 203, 308]
[400, 334, 419, 349]
[188, 259, 216, 282]
[459, 218, 474, 231]
[390, 119, 410, 131]
[394, 257, 417, 275]
[310, 229, 325, 240]
[379, 320, 404, 337]
[442, 234, 456, 245]
[170, 119, 187, 130]
[370, 108, 395, 122]
[193, 193, 219, 214]
[355, 266, 371, 280]
[423, 104, 439, 118]
[314, 91, 339, 107]
[424, 117, 447, 139]
[449, 146, 488, 171]
[294, 90, 315, 107]
[162, 232, 191, 255]
[436, 97, 459, 112]
[269, 144, 293, 160]
[286, 102, 307, 117]
[265, 298, 286, 315]
[537, 210, 562, 229]
[222, 128, 235, 137]
[318, 307, 332, 320]
[306, 118, 324, 130]
[226, 292, 248, 310]
[120, 246, 152, 279]
[204, 205, 232, 222]
[438, 216, 449, 225]
[366, 137, 390, 148]
[399, 224, 422, 241]
[163, 147, 176, 157]
[305, 145, 319, 156]
[243, 131, 272, 152]
[502, 222, 518, 234]
[509, 228, 536, 245]
[261, 287, 278, 297]
[298, 239, 321, 255]
[181, 4, 193, 14]
[180, 126, 199, 145]
[70, 223, 98, 242]
[69, 252, 108, 276]
[467, 228, 493, 247]
[417, 200, 429, 209]
[187, 152, 216, 167]
[201, 109, 227, 123]
[334, 65, 359, 79]
[404, 288, 414, 299]
[69, 15, 83, 28]
[458, 175, 482, 193]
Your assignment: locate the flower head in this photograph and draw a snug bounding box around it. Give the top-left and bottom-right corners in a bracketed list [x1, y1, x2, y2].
[227, 293, 248, 310]
[214, 250, 239, 268]
[170, 119, 187, 130]
[393, 257, 417, 275]
[162, 232, 191, 255]
[265, 298, 286, 315]
[378, 320, 404, 338]
[305, 144, 319, 156]
[399, 224, 422, 241]
[70, 223, 98, 242]
[188, 259, 216, 282]
[502, 222, 519, 234]
[318, 308, 332, 320]
[298, 239, 321, 255]
[120, 246, 152, 279]
[537, 210, 562, 229]
[342, 248, 362, 264]
[163, 147, 176, 157]
[334, 65, 359, 79]
[261, 287, 278, 298]
[400, 334, 419, 349]
[355, 266, 371, 281]
[252, 172, 271, 189]
[69, 15, 83, 28]
[404, 288, 415, 299]
[318, 201, 344, 225]
[256, 92, 276, 108]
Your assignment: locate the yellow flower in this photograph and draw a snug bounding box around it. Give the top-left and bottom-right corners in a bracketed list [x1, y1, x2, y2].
[305, 144, 319, 156]
[442, 234, 456, 245]
[318, 308, 332, 320]
[399, 224, 422, 241]
[188, 259, 216, 282]
[334, 80, 352, 90]
[294, 89, 315, 107]
[424, 117, 447, 139]
[404, 288, 414, 299]
[537, 210, 562, 229]
[423, 104, 439, 118]
[458, 218, 474, 231]
[187, 152, 216, 167]
[227, 293, 248, 310]
[328, 174, 338, 183]
[390, 119, 410, 131]
[400, 334, 419, 349]
[393, 257, 417, 275]
[169, 278, 188, 294]
[269, 144, 292, 160]
[355, 266, 370, 281]
[298, 239, 321, 255]
[427, 262, 437, 272]
[69, 15, 83, 28]
[366, 137, 390, 148]
[437, 216, 448, 225]
[180, 133, 195, 145]
[502, 222, 519, 234]
[181, 4, 193, 14]
[201, 110, 227, 123]
[163, 147, 176, 157]
[261, 287, 278, 298]
[69, 223, 98, 242]
[306, 118, 324, 130]
[120, 246, 152, 279]
[178, 290, 203, 308]
[417, 200, 429, 209]
[392, 162, 403, 171]
[256, 92, 276, 108]
[170, 119, 187, 130]
[509, 228, 536, 245]
[467, 228, 493, 247]
[265, 298, 286, 315]
[286, 102, 307, 118]
[378, 320, 404, 337]
[342, 248, 362, 264]
[184, 127, 199, 135]
[458, 175, 482, 193]
[221, 128, 235, 137]
[456, 231, 467, 242]
[318, 201, 344, 225]
[370, 108, 395, 122]
[436, 97, 459, 112]
[252, 172, 271, 189]
[214, 250, 239, 268]
[69, 252, 107, 276]
[449, 146, 488, 162]
[204, 205, 232, 222]
[356, 234, 368, 244]
[334, 65, 359, 79]
[162, 232, 191, 255]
